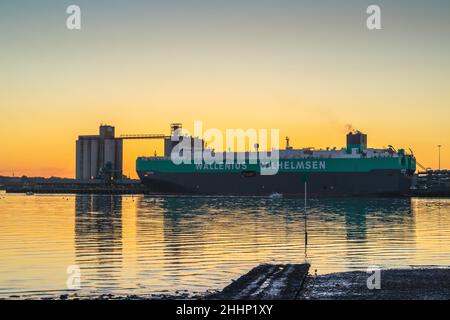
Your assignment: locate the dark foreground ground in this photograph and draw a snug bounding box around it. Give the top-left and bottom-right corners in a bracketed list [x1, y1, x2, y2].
[3, 266, 450, 300]
[300, 268, 450, 300]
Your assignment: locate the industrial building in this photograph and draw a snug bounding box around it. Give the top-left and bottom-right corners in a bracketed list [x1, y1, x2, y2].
[76, 125, 123, 181]
[75, 123, 202, 181]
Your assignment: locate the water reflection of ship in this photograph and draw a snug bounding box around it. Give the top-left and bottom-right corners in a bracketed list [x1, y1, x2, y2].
[136, 197, 307, 267]
[74, 195, 123, 290]
[314, 198, 415, 269]
[134, 196, 418, 279]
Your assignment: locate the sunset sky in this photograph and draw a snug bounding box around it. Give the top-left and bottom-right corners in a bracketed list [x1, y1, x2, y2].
[1, 0, 449, 178]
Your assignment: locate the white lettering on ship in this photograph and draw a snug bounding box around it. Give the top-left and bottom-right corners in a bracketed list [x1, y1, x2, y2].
[195, 163, 248, 170]
[194, 161, 326, 171]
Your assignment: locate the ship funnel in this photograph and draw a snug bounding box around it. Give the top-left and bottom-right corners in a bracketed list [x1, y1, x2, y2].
[346, 131, 367, 154]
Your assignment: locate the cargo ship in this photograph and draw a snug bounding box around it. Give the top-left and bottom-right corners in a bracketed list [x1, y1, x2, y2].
[136, 128, 416, 196]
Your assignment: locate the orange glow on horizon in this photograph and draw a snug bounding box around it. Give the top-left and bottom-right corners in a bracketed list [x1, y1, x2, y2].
[1, 2, 449, 178]
[0, 120, 448, 179]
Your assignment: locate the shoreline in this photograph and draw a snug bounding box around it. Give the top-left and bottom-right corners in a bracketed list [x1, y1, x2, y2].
[3, 189, 450, 198]
[3, 266, 449, 300]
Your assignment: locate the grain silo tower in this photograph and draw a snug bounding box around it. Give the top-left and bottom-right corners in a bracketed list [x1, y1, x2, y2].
[75, 125, 123, 181]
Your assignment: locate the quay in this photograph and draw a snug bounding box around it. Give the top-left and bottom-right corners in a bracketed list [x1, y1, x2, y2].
[3, 180, 146, 195]
[412, 169, 450, 197]
[2, 170, 450, 196]
[4, 184, 450, 197]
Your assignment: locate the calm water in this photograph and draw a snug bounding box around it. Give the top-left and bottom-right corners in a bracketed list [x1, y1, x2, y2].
[0, 191, 449, 298]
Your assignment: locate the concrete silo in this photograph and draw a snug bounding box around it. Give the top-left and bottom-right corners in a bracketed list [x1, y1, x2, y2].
[75, 125, 123, 181]
[82, 139, 91, 180]
[90, 138, 99, 179]
[104, 139, 116, 168]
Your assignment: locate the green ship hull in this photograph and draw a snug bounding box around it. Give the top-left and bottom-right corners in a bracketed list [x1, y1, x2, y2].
[136, 157, 416, 196]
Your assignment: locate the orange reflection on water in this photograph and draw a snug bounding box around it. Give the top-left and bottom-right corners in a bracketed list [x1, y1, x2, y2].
[0, 193, 449, 298]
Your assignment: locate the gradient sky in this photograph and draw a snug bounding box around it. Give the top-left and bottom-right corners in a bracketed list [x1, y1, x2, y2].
[1, 0, 449, 177]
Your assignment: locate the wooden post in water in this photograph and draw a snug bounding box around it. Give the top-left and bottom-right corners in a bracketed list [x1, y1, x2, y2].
[304, 180, 308, 251]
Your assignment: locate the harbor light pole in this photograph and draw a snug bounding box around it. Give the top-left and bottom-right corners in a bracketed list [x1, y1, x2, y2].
[303, 176, 309, 261]
[438, 145, 442, 187]
[438, 145, 442, 171]
[304, 180, 307, 247]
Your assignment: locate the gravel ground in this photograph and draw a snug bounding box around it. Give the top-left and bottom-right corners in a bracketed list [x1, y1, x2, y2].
[300, 267, 450, 300]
